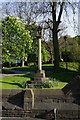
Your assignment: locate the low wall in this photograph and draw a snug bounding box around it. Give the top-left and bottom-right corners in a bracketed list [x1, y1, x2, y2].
[2, 89, 80, 120]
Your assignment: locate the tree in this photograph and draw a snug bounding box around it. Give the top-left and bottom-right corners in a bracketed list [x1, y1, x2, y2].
[51, 2, 65, 70]
[2, 15, 32, 67]
[45, 40, 54, 64]
[41, 41, 51, 63]
[70, 36, 80, 69]
[60, 36, 80, 65]
[25, 24, 50, 64]
[2, 2, 78, 71]
[31, 2, 78, 71]
[2, 2, 38, 24]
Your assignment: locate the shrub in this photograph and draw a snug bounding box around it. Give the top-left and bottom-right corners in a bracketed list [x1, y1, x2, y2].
[62, 50, 72, 62]
[26, 78, 58, 88]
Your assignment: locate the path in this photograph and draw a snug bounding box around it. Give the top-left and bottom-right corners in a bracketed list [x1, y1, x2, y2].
[0, 69, 34, 78]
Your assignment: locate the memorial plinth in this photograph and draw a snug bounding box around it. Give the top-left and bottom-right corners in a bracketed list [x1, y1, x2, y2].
[28, 70, 49, 87]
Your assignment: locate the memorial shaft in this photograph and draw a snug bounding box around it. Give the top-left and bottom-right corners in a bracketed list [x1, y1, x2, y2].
[38, 38, 42, 71]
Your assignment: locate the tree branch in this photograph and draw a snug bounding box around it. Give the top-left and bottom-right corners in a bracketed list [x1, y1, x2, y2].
[57, 2, 65, 25]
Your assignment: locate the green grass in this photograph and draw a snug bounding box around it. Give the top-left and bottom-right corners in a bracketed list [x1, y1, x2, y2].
[5, 65, 38, 72]
[41, 81, 67, 89]
[46, 72, 76, 82]
[0, 72, 68, 89]
[2, 69, 14, 74]
[1, 62, 78, 89]
[0, 73, 33, 89]
[5, 62, 78, 72]
[60, 62, 79, 71]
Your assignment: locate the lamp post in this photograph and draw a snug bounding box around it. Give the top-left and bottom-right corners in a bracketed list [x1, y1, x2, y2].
[64, 36, 68, 70]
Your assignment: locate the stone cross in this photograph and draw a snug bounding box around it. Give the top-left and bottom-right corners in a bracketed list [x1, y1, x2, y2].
[27, 26, 49, 87]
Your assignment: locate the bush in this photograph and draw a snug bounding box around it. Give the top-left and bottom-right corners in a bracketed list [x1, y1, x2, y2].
[41, 78, 58, 88]
[62, 51, 72, 62]
[27, 78, 58, 88]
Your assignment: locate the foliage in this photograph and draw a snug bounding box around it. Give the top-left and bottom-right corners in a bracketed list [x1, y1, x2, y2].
[45, 40, 54, 64]
[70, 43, 80, 63]
[41, 78, 58, 88]
[42, 42, 51, 63]
[8, 62, 78, 72]
[2, 15, 32, 64]
[26, 25, 38, 63]
[26, 24, 51, 63]
[2, 2, 78, 70]
[62, 50, 71, 62]
[59, 35, 71, 52]
[60, 36, 80, 63]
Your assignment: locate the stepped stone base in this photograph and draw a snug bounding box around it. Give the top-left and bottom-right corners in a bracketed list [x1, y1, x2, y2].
[27, 70, 49, 87]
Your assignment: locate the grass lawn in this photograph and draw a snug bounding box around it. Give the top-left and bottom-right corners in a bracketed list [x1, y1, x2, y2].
[4, 62, 78, 72]
[46, 72, 76, 82]
[2, 69, 14, 74]
[0, 73, 33, 89]
[1, 62, 78, 89]
[0, 73, 67, 89]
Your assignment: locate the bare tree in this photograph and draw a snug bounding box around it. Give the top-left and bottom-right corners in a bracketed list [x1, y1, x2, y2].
[2, 2, 38, 24]
[32, 2, 78, 71]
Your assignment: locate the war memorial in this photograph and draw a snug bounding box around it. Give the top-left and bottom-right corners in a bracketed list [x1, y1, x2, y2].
[1, 27, 80, 120]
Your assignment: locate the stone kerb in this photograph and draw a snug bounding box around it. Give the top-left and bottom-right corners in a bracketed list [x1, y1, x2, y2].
[32, 89, 66, 110]
[24, 89, 65, 111]
[31, 89, 79, 111]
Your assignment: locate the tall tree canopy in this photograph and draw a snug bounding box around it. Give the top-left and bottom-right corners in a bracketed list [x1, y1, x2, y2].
[1, 2, 78, 70]
[2, 15, 32, 66]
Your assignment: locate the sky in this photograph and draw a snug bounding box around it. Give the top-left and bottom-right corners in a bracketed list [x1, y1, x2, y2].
[0, 0, 79, 2]
[0, 1, 79, 38]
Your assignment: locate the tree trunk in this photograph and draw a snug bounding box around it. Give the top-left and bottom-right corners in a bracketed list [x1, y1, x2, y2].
[52, 28, 60, 71]
[52, 3, 60, 71]
[22, 61, 25, 67]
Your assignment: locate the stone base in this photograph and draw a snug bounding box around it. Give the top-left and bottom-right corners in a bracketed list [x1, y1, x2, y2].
[27, 70, 49, 87]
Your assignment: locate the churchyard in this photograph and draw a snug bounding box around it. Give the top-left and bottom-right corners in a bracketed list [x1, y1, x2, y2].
[1, 62, 78, 89]
[1, 1, 80, 119]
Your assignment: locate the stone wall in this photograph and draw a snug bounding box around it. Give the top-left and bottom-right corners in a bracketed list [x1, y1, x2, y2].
[1, 89, 80, 120]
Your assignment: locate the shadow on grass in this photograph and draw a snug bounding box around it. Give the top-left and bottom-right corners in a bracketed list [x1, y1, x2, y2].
[2, 69, 15, 74]
[12, 65, 38, 72]
[43, 65, 77, 73]
[45, 67, 78, 83]
[14, 67, 78, 83]
[17, 73, 34, 79]
[2, 81, 24, 88]
[2, 65, 78, 85]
